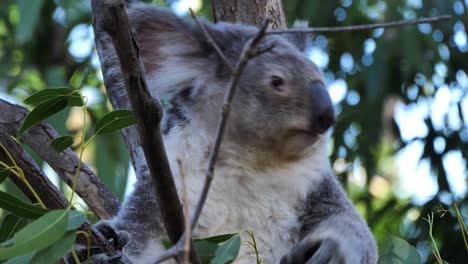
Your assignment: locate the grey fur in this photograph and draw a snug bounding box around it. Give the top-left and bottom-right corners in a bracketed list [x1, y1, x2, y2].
[93, 3, 378, 264]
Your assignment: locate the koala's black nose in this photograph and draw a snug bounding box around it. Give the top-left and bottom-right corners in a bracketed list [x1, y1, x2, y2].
[309, 81, 335, 133]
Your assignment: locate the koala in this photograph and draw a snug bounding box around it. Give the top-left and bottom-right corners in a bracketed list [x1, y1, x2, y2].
[91, 2, 378, 264]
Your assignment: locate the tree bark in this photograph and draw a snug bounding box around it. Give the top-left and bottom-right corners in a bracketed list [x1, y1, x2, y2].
[212, 0, 287, 29]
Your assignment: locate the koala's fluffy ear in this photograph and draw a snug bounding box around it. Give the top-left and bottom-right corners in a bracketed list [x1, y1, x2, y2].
[282, 20, 312, 52]
[126, 4, 241, 97]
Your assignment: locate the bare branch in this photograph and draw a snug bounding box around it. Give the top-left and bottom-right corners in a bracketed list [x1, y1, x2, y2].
[189, 8, 234, 72]
[267, 15, 452, 34]
[0, 99, 120, 219]
[190, 18, 272, 230]
[91, 1, 200, 262]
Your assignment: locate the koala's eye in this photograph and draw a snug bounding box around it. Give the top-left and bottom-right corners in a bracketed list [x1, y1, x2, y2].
[270, 75, 284, 90]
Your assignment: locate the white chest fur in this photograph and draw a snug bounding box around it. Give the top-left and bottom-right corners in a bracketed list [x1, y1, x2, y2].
[159, 125, 330, 263]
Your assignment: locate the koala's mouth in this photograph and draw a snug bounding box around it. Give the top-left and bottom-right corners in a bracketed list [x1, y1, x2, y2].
[284, 129, 320, 155]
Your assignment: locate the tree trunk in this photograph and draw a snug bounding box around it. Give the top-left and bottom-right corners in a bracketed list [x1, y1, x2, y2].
[212, 0, 287, 29]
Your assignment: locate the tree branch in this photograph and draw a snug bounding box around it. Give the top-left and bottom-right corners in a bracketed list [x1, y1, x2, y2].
[91, 0, 199, 263]
[0, 99, 120, 219]
[212, 0, 286, 29]
[267, 15, 452, 34]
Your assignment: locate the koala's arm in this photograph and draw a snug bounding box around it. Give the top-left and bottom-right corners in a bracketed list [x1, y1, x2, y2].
[107, 176, 164, 257]
[283, 174, 378, 264]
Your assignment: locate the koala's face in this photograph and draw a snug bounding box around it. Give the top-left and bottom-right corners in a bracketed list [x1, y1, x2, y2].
[226, 36, 334, 161]
[128, 5, 334, 162]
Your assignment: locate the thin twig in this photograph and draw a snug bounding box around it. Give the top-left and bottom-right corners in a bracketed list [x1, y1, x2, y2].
[154, 241, 185, 264]
[177, 158, 191, 264]
[189, 8, 234, 71]
[190, 18, 272, 230]
[267, 15, 452, 34]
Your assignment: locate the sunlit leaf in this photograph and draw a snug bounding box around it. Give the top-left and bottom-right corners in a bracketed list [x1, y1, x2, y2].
[0, 214, 27, 243]
[193, 233, 240, 264]
[211, 234, 241, 264]
[67, 210, 86, 231]
[18, 97, 68, 136]
[0, 209, 69, 260]
[95, 109, 136, 135]
[50, 136, 74, 153]
[0, 191, 49, 219]
[30, 231, 76, 264]
[23, 88, 81, 106]
[379, 234, 421, 264]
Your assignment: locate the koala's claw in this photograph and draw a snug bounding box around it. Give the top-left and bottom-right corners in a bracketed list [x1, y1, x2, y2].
[280, 238, 345, 264]
[66, 221, 131, 264]
[93, 221, 130, 250]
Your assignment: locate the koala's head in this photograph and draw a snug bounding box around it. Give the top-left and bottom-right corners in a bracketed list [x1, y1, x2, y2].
[128, 5, 334, 165]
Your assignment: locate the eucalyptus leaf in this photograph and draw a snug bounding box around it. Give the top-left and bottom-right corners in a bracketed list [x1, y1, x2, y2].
[379, 234, 421, 264]
[0, 214, 27, 243]
[18, 97, 68, 136]
[0, 191, 49, 219]
[0, 169, 9, 184]
[193, 240, 219, 264]
[95, 109, 136, 135]
[3, 252, 35, 264]
[194, 233, 238, 244]
[31, 231, 76, 264]
[50, 136, 74, 153]
[211, 234, 241, 264]
[23, 88, 80, 106]
[0, 209, 69, 260]
[67, 210, 86, 231]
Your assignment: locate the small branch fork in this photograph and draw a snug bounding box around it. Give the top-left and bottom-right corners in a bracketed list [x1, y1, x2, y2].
[267, 15, 452, 34]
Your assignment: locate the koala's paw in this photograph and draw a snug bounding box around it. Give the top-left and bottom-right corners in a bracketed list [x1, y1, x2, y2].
[65, 221, 131, 264]
[280, 238, 345, 264]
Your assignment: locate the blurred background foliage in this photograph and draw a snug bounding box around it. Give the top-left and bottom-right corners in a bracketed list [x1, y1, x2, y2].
[0, 0, 466, 263]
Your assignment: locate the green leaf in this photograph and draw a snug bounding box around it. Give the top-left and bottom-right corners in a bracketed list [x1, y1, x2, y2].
[18, 97, 68, 136]
[30, 231, 76, 264]
[23, 88, 81, 106]
[0, 209, 69, 260]
[67, 210, 86, 231]
[211, 234, 241, 264]
[193, 233, 241, 264]
[0, 214, 27, 243]
[3, 252, 35, 264]
[16, 0, 44, 44]
[50, 136, 74, 153]
[194, 240, 219, 264]
[379, 234, 421, 264]
[0, 169, 9, 184]
[95, 109, 136, 135]
[194, 233, 238, 244]
[0, 191, 49, 219]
